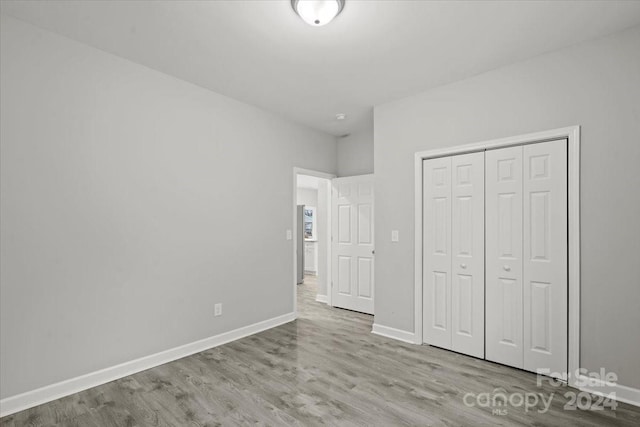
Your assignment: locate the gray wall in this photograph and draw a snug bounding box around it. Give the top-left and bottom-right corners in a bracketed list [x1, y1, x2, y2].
[374, 26, 640, 389]
[0, 16, 336, 399]
[337, 126, 374, 177]
[296, 188, 318, 208]
[316, 180, 330, 298]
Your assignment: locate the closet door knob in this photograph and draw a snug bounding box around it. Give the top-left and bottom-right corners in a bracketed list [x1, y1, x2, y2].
[503, 265, 511, 272]
[460, 263, 467, 269]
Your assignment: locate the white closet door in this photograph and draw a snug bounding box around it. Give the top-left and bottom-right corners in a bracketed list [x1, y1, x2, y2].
[523, 140, 567, 376]
[451, 152, 485, 358]
[486, 146, 524, 368]
[486, 140, 568, 376]
[423, 157, 452, 349]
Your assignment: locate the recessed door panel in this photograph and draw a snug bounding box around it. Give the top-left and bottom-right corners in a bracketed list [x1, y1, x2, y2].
[529, 281, 551, 353]
[357, 257, 373, 298]
[358, 204, 373, 244]
[498, 278, 519, 345]
[454, 274, 473, 336]
[338, 256, 351, 295]
[498, 193, 516, 257]
[455, 196, 473, 256]
[530, 192, 550, 261]
[338, 205, 351, 244]
[434, 197, 448, 254]
[432, 272, 448, 330]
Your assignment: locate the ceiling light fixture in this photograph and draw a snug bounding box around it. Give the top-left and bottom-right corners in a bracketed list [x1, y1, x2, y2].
[291, 0, 345, 27]
[336, 113, 346, 120]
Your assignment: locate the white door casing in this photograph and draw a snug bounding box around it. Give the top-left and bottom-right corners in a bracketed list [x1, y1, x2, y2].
[423, 157, 452, 349]
[331, 175, 374, 314]
[451, 152, 485, 358]
[523, 140, 568, 377]
[486, 146, 524, 367]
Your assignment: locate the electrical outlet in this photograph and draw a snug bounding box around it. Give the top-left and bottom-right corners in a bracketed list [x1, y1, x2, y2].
[214, 303, 222, 317]
[286, 229, 293, 240]
[391, 230, 399, 242]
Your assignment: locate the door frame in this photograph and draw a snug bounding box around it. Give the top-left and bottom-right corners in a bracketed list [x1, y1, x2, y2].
[414, 126, 581, 388]
[293, 167, 336, 314]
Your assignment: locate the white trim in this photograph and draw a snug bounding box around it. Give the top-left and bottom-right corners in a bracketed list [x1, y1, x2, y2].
[414, 126, 582, 376]
[315, 294, 328, 304]
[0, 312, 296, 417]
[576, 375, 640, 408]
[413, 153, 424, 344]
[293, 167, 335, 310]
[567, 126, 581, 389]
[372, 324, 417, 344]
[414, 126, 580, 160]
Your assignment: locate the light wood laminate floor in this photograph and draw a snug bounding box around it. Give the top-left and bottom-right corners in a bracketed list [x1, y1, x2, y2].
[2, 276, 639, 426]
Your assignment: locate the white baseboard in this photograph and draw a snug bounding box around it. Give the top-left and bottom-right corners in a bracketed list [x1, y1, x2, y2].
[576, 375, 640, 408]
[371, 323, 417, 344]
[315, 294, 328, 304]
[0, 312, 297, 417]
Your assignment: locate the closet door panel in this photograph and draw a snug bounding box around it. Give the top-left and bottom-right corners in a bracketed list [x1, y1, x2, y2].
[486, 146, 524, 368]
[423, 157, 452, 349]
[523, 140, 567, 377]
[451, 152, 485, 358]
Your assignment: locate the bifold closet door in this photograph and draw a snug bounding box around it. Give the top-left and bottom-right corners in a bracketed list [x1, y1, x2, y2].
[423, 156, 452, 349]
[523, 141, 567, 375]
[485, 146, 524, 368]
[451, 153, 485, 358]
[486, 140, 568, 375]
[423, 152, 484, 357]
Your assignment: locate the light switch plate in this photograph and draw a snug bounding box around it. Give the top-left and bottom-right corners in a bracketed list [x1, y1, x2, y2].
[286, 229, 292, 240]
[391, 230, 399, 242]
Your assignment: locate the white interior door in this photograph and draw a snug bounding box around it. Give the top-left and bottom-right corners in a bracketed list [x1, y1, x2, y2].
[422, 157, 452, 349]
[486, 146, 524, 368]
[451, 152, 485, 358]
[523, 140, 567, 376]
[331, 175, 374, 314]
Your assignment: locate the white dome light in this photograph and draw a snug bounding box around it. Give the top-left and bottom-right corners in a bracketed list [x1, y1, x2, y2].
[291, 0, 345, 27]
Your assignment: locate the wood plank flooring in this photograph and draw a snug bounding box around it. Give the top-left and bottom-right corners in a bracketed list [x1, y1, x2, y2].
[2, 276, 639, 426]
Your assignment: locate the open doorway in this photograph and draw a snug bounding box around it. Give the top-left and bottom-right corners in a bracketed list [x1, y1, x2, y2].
[292, 168, 334, 314]
[292, 168, 376, 317]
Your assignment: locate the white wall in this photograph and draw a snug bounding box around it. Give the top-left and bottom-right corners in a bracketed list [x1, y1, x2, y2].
[374, 26, 640, 389]
[0, 16, 336, 399]
[316, 180, 330, 298]
[296, 188, 318, 208]
[337, 126, 374, 177]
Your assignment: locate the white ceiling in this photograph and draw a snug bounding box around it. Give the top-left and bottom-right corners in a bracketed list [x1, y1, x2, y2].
[3, 1, 640, 136]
